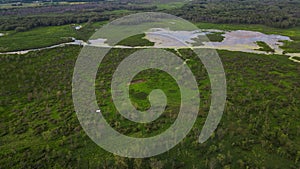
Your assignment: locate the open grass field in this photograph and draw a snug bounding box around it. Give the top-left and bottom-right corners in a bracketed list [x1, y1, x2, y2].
[281, 41, 300, 53]
[256, 41, 275, 53]
[205, 32, 225, 42]
[117, 34, 154, 47]
[0, 21, 106, 52]
[0, 25, 76, 52]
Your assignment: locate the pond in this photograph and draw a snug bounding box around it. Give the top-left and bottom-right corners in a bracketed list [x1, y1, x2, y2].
[143, 28, 291, 55]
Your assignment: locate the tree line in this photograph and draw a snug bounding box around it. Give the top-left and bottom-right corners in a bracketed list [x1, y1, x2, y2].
[1, 0, 299, 32]
[170, 0, 300, 28]
[0, 2, 156, 32]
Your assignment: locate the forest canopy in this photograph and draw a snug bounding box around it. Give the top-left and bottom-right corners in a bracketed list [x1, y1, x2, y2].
[172, 0, 300, 28]
[0, 0, 299, 32]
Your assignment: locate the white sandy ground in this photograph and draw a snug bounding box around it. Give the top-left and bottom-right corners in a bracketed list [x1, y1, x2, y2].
[0, 29, 299, 63]
[287, 53, 300, 63]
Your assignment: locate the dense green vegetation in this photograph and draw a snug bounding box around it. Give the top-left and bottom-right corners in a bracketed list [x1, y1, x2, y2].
[0, 10, 110, 32]
[1, 45, 300, 168]
[1, 0, 300, 34]
[1, 0, 300, 168]
[0, 2, 155, 32]
[206, 32, 224, 42]
[255, 41, 275, 53]
[116, 34, 154, 47]
[174, 0, 300, 28]
[281, 41, 300, 53]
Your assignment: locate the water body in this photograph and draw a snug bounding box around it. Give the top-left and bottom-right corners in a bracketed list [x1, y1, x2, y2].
[144, 28, 207, 48]
[203, 30, 290, 55]
[144, 28, 291, 55]
[0, 29, 299, 63]
[144, 29, 299, 63]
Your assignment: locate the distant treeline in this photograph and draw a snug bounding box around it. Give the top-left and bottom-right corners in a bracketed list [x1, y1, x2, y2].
[0, 2, 156, 31]
[172, 0, 300, 28]
[0, 14, 109, 32]
[0, 0, 101, 3]
[0, 0, 166, 4]
[0, 0, 299, 32]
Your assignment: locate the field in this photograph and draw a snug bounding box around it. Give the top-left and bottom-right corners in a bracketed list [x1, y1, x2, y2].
[1, 44, 300, 168]
[0, 21, 106, 52]
[281, 41, 300, 53]
[117, 34, 154, 47]
[255, 41, 275, 53]
[205, 32, 225, 42]
[1, 0, 300, 168]
[0, 25, 76, 52]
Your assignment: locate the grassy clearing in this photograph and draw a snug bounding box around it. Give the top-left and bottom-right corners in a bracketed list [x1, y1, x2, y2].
[0, 25, 76, 52]
[0, 21, 106, 52]
[255, 41, 275, 53]
[116, 33, 154, 47]
[155, 1, 186, 10]
[74, 21, 107, 41]
[281, 41, 300, 53]
[206, 32, 225, 42]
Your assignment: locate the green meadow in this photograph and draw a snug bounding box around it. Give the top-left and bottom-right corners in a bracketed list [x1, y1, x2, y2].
[0, 22, 106, 52]
[255, 41, 275, 53]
